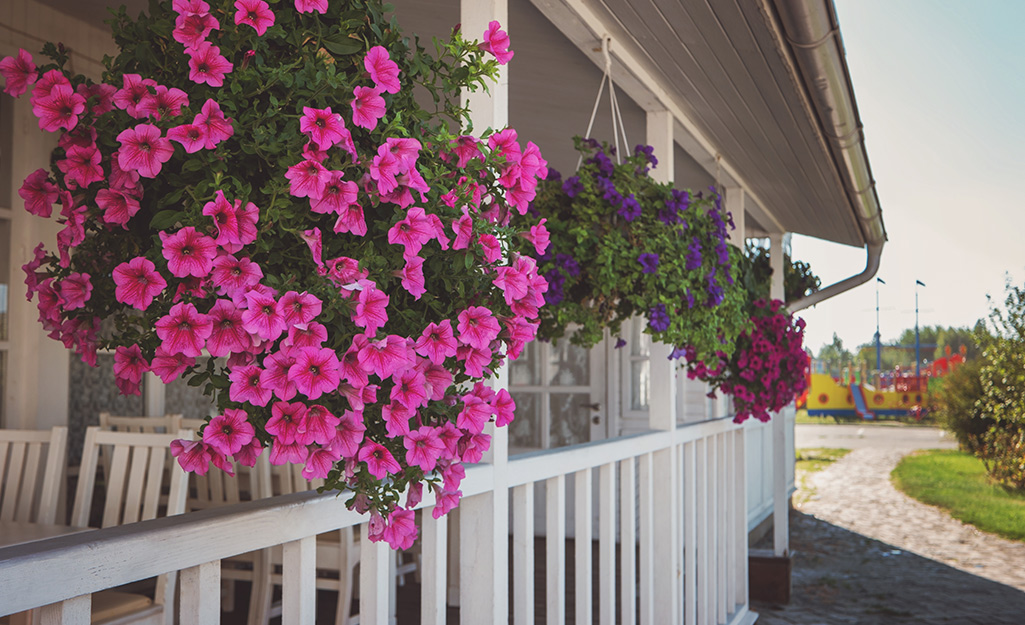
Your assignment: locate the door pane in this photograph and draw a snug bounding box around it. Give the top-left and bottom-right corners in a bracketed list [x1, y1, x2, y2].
[631, 360, 650, 411]
[631, 321, 651, 357]
[508, 392, 541, 449]
[549, 392, 590, 448]
[510, 341, 540, 386]
[0, 218, 8, 342]
[548, 339, 589, 386]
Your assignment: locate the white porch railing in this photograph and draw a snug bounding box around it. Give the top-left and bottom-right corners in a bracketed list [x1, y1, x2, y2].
[0, 417, 756, 625]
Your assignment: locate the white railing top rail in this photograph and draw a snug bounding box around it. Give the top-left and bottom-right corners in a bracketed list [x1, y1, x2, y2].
[507, 415, 740, 487]
[0, 414, 742, 616]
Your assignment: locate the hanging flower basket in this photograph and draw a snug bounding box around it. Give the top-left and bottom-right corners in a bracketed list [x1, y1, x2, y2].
[4, 0, 550, 548]
[684, 299, 810, 423]
[512, 138, 748, 361]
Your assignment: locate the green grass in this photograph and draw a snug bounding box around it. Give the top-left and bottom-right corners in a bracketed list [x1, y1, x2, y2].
[794, 448, 851, 504]
[892, 450, 1025, 542]
[795, 410, 841, 425]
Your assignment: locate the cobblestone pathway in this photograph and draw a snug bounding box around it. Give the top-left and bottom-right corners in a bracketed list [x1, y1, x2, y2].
[753, 446, 1025, 624]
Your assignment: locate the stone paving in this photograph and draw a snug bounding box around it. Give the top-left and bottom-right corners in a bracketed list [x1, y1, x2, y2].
[753, 442, 1025, 624]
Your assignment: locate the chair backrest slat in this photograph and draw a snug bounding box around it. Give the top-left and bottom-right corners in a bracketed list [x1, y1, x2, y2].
[142, 448, 165, 521]
[121, 445, 151, 525]
[15, 443, 43, 522]
[0, 428, 68, 525]
[102, 444, 132, 528]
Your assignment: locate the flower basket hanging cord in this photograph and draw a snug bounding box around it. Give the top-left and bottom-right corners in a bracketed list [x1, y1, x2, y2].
[2, 0, 551, 548]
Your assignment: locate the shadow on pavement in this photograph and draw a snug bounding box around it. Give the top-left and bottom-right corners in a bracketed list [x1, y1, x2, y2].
[753, 510, 1025, 625]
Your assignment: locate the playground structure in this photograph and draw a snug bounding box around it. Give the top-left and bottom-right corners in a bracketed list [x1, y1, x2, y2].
[799, 346, 966, 420]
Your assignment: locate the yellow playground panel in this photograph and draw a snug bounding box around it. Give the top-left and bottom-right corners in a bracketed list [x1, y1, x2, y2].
[803, 373, 927, 419]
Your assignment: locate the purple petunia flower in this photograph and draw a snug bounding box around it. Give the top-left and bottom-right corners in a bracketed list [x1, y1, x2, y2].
[638, 253, 659, 274]
[686, 237, 703, 271]
[648, 303, 670, 332]
[669, 346, 688, 360]
[562, 176, 583, 198]
[615, 337, 627, 349]
[684, 288, 695, 309]
[555, 253, 580, 278]
[618, 193, 641, 221]
[546, 167, 562, 182]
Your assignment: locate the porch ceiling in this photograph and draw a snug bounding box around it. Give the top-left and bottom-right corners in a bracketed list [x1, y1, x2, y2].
[582, 0, 866, 247]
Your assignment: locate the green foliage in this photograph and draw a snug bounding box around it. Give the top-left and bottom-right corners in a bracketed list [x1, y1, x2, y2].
[816, 333, 853, 378]
[975, 281, 1025, 492]
[516, 139, 748, 361]
[935, 358, 990, 454]
[892, 450, 1025, 541]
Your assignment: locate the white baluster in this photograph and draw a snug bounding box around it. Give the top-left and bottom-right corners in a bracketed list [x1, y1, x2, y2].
[421, 510, 448, 625]
[180, 560, 221, 625]
[546, 474, 565, 625]
[39, 596, 90, 625]
[574, 468, 592, 625]
[619, 458, 636, 625]
[360, 530, 392, 625]
[282, 536, 316, 625]
[638, 452, 654, 625]
[513, 483, 535, 625]
[599, 463, 616, 625]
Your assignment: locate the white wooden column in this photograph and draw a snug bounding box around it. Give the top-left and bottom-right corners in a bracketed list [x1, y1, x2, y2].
[725, 187, 745, 248]
[457, 2, 510, 621]
[768, 232, 789, 557]
[646, 110, 680, 625]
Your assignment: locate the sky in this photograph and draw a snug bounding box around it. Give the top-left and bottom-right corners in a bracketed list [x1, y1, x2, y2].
[790, 0, 1025, 356]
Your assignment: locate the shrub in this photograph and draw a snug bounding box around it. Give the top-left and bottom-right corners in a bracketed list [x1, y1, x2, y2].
[934, 358, 990, 453]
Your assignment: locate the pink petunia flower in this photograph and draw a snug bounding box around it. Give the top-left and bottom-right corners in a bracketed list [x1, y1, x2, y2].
[167, 123, 207, 153]
[478, 233, 502, 263]
[173, 10, 220, 50]
[19, 169, 59, 217]
[234, 0, 275, 35]
[266, 400, 308, 445]
[286, 158, 330, 199]
[204, 408, 255, 456]
[523, 218, 550, 256]
[390, 367, 428, 411]
[288, 346, 340, 400]
[414, 320, 458, 365]
[96, 188, 141, 227]
[136, 85, 189, 120]
[432, 486, 462, 519]
[357, 441, 401, 479]
[268, 440, 309, 465]
[457, 393, 493, 434]
[206, 298, 252, 357]
[350, 86, 386, 130]
[113, 344, 149, 386]
[363, 46, 400, 94]
[155, 302, 213, 357]
[57, 144, 104, 189]
[193, 99, 234, 149]
[422, 362, 453, 401]
[279, 290, 322, 326]
[0, 49, 37, 97]
[228, 364, 273, 406]
[29, 69, 70, 106]
[382, 508, 417, 550]
[202, 190, 241, 246]
[112, 74, 157, 118]
[299, 106, 350, 150]
[113, 257, 167, 310]
[387, 207, 435, 258]
[294, 0, 327, 14]
[456, 306, 501, 350]
[241, 290, 286, 341]
[404, 426, 444, 473]
[284, 322, 328, 349]
[234, 436, 264, 467]
[33, 84, 85, 132]
[457, 344, 493, 378]
[151, 345, 196, 383]
[353, 285, 389, 336]
[160, 227, 217, 278]
[59, 272, 92, 310]
[187, 42, 233, 87]
[116, 124, 174, 178]
[311, 171, 358, 214]
[297, 404, 340, 446]
[302, 446, 339, 480]
[398, 255, 426, 300]
[171, 439, 213, 476]
[210, 254, 263, 298]
[357, 334, 411, 380]
[481, 21, 514, 64]
[262, 348, 298, 400]
[332, 203, 367, 236]
[76, 82, 117, 116]
[332, 410, 366, 458]
[450, 135, 482, 168]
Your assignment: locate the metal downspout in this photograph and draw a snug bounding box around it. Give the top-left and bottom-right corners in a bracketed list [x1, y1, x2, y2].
[767, 0, 888, 312]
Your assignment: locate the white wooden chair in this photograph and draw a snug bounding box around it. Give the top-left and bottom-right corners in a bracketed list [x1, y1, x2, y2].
[97, 413, 184, 433]
[0, 426, 68, 525]
[71, 427, 190, 625]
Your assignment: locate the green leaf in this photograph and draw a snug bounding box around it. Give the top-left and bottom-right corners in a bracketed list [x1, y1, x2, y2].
[150, 210, 184, 231]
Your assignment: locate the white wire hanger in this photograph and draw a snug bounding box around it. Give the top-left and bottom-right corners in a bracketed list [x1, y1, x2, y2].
[579, 35, 630, 167]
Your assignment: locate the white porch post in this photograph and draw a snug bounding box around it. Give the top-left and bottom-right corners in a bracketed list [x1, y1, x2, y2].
[769, 232, 789, 557]
[458, 1, 509, 621]
[645, 110, 680, 625]
[725, 187, 745, 248]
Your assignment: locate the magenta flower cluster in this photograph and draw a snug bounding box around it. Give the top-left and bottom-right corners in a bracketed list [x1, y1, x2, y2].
[4, 2, 538, 549]
[685, 299, 810, 423]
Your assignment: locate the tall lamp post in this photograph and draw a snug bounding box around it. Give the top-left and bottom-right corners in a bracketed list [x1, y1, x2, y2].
[875, 277, 885, 372]
[915, 280, 926, 379]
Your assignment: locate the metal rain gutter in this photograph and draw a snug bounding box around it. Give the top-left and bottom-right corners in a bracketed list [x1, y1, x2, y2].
[767, 0, 888, 312]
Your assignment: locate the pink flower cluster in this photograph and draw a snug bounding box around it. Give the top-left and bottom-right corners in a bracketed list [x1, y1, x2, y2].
[3, 17, 547, 550]
[686, 299, 810, 423]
